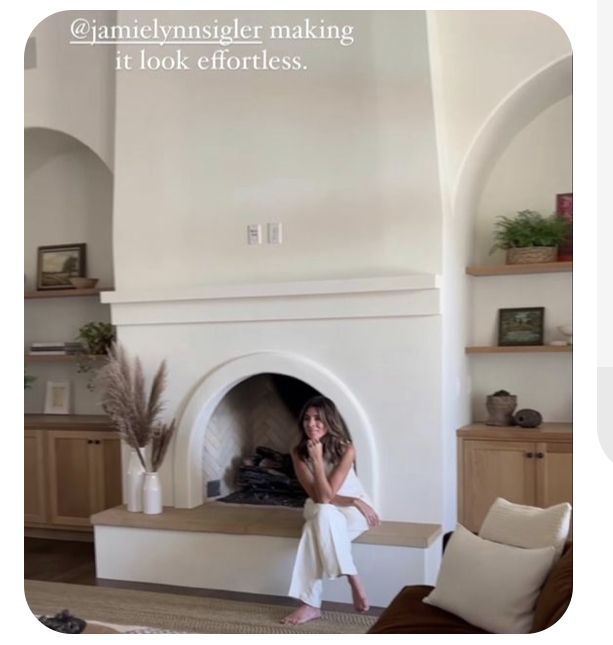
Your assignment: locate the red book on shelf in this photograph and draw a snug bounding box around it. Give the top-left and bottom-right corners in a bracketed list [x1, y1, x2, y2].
[556, 192, 572, 261]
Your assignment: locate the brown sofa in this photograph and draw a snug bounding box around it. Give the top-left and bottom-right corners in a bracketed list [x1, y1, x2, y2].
[368, 540, 572, 634]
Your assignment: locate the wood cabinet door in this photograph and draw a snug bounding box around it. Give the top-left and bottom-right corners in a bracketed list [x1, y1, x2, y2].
[24, 429, 47, 524]
[47, 430, 98, 526]
[536, 441, 573, 508]
[92, 435, 122, 513]
[460, 439, 537, 531]
[47, 430, 122, 526]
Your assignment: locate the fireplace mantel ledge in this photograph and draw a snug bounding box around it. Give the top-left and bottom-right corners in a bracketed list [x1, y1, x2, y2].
[101, 274, 440, 305]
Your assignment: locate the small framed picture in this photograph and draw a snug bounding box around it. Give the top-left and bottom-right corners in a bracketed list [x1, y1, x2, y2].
[37, 243, 86, 290]
[44, 381, 72, 414]
[498, 307, 545, 346]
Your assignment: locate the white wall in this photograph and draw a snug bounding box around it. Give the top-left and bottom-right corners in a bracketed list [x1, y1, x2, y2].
[430, 11, 570, 185]
[112, 10, 443, 289]
[25, 10, 116, 170]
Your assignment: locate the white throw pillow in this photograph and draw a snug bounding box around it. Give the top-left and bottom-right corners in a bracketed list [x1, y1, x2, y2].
[479, 497, 571, 559]
[423, 524, 556, 633]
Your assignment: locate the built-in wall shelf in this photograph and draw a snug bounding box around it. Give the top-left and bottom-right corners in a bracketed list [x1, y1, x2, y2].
[24, 354, 106, 364]
[25, 287, 110, 299]
[466, 262, 572, 276]
[466, 345, 572, 354]
[25, 414, 112, 429]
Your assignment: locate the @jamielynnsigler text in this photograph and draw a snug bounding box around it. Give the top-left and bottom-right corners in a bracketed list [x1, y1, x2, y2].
[69, 17, 356, 71]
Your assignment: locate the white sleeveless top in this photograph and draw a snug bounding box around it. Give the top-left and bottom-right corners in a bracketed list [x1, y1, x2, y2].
[337, 466, 368, 499]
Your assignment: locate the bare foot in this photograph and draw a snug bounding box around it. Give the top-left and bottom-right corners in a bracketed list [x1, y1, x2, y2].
[280, 603, 322, 625]
[347, 575, 369, 613]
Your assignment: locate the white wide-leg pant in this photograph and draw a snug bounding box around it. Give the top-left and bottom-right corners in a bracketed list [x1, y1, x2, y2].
[288, 499, 369, 608]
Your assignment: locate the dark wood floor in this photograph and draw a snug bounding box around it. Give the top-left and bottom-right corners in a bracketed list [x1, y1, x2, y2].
[24, 537, 383, 615]
[25, 538, 97, 585]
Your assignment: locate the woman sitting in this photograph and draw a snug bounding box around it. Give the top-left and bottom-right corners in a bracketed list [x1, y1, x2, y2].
[281, 396, 380, 625]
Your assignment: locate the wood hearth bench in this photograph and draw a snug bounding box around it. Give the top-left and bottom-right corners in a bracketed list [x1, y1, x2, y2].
[92, 503, 442, 608]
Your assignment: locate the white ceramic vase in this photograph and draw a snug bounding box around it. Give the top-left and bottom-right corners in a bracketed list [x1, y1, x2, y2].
[143, 471, 163, 515]
[126, 448, 146, 512]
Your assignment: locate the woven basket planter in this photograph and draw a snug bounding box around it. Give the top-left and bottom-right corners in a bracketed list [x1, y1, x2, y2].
[506, 246, 557, 264]
[485, 394, 517, 426]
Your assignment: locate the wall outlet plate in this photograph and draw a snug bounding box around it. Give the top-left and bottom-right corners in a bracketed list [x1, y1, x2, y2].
[247, 224, 262, 245]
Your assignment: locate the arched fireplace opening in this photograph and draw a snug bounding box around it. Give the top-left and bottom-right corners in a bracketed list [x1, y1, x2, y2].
[204, 373, 350, 507]
[173, 351, 379, 510]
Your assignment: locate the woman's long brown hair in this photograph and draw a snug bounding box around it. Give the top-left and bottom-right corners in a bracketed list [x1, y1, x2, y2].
[295, 396, 351, 465]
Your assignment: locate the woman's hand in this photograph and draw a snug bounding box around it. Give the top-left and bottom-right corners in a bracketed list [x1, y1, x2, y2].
[307, 439, 324, 463]
[354, 498, 380, 528]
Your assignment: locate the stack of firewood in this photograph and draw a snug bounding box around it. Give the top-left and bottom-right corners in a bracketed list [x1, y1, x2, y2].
[218, 446, 307, 507]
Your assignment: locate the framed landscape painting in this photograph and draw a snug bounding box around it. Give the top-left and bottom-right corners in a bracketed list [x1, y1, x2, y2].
[498, 307, 545, 346]
[36, 243, 86, 290]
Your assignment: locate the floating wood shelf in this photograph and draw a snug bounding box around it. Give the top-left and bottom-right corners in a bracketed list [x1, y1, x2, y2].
[25, 414, 112, 428]
[466, 262, 572, 276]
[24, 354, 107, 364]
[25, 287, 111, 299]
[466, 345, 572, 354]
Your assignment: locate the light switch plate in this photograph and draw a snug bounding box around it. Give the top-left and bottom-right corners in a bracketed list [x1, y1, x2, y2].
[267, 222, 282, 244]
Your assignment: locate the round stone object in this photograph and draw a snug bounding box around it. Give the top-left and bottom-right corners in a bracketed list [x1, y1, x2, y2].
[513, 408, 543, 428]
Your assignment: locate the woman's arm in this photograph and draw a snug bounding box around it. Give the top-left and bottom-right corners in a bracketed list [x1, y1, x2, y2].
[291, 444, 355, 504]
[291, 448, 317, 499]
[292, 448, 380, 527]
[330, 494, 381, 528]
[310, 443, 355, 503]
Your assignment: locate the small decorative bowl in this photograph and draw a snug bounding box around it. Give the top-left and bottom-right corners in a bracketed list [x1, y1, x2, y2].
[69, 277, 99, 289]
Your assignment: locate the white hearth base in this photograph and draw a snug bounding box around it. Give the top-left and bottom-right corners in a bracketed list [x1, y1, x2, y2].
[94, 525, 442, 608]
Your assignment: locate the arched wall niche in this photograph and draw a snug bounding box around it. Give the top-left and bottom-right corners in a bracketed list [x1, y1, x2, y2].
[25, 8, 116, 170]
[24, 126, 114, 290]
[173, 352, 379, 509]
[439, 54, 573, 526]
[442, 53, 573, 365]
[24, 126, 115, 415]
[25, 126, 113, 174]
[455, 54, 572, 249]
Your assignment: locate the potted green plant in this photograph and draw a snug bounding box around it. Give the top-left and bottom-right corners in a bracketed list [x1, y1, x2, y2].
[490, 210, 571, 265]
[76, 322, 116, 390]
[25, 371, 36, 389]
[77, 322, 115, 355]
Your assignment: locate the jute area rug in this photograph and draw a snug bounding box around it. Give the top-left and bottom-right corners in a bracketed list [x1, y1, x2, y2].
[25, 580, 376, 634]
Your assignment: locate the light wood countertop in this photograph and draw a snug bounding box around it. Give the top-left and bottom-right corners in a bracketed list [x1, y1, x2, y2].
[25, 414, 114, 431]
[458, 422, 572, 442]
[92, 503, 442, 548]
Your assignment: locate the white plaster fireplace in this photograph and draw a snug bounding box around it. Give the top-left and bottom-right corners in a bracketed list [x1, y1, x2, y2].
[95, 274, 445, 604]
[102, 273, 443, 523]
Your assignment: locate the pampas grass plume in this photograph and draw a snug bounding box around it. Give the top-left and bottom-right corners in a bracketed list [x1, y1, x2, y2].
[98, 342, 175, 472]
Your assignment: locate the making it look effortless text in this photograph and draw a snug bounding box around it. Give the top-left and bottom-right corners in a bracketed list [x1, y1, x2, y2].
[70, 17, 356, 72]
